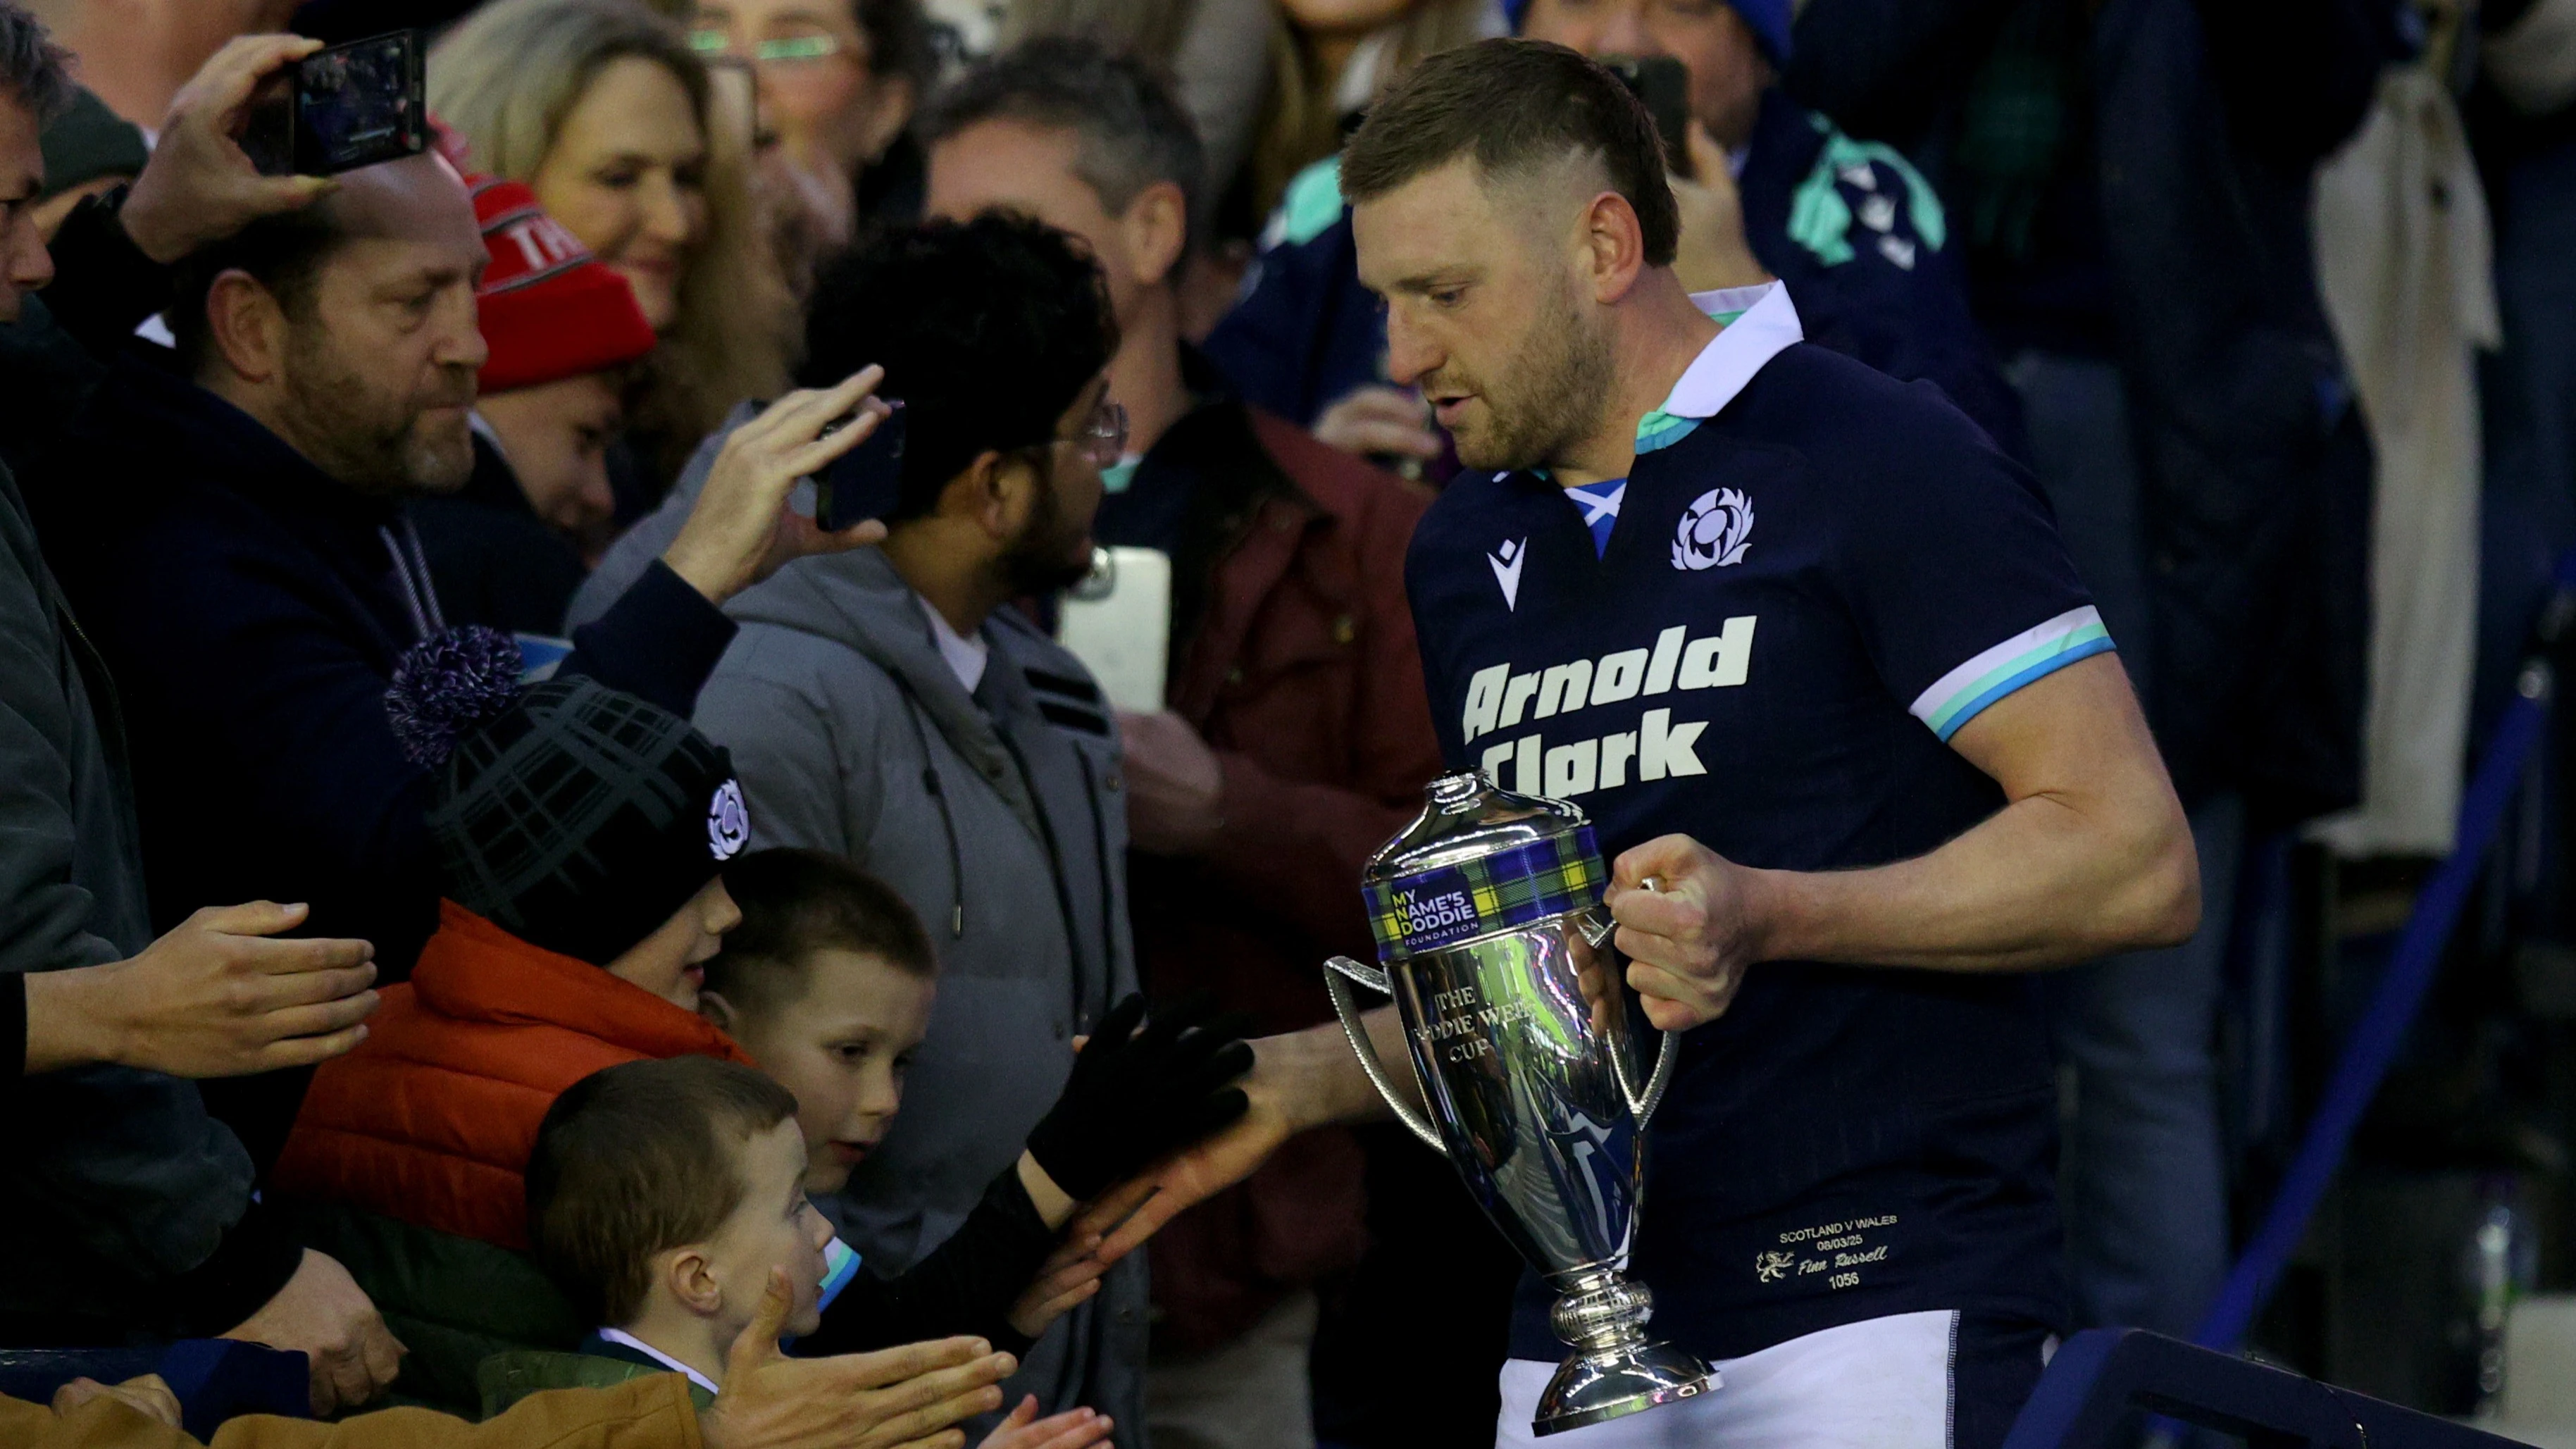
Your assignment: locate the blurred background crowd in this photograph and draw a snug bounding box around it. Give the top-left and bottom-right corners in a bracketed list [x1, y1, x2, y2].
[5, 0, 2576, 1444]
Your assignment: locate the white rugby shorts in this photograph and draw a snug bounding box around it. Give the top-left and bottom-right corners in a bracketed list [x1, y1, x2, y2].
[1494, 1310, 2051, 1449]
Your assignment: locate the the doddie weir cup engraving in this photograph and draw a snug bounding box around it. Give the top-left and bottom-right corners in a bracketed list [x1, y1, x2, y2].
[1324, 770, 1715, 1436]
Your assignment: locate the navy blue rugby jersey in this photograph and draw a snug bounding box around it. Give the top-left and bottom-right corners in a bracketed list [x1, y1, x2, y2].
[1403, 282, 2109, 1362]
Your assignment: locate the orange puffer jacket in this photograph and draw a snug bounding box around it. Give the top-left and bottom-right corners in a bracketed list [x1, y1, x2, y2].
[273, 901, 751, 1250]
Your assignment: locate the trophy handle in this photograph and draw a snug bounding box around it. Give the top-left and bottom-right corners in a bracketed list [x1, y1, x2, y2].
[1322, 955, 1447, 1153]
[1580, 909, 1680, 1128]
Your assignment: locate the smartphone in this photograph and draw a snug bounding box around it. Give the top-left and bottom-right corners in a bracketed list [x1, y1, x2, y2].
[1058, 547, 1173, 714]
[247, 31, 427, 177]
[815, 401, 907, 532]
[1603, 56, 1694, 179]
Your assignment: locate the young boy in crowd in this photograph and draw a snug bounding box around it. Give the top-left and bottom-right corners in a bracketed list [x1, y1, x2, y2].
[273, 630, 1250, 1417]
[697, 847, 1253, 1365]
[269, 625, 763, 1410]
[412, 172, 663, 638]
[524, 1055, 1110, 1449]
[275, 626, 756, 1252]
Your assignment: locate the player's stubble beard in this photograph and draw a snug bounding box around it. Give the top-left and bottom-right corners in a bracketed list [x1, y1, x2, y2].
[1450, 264, 1616, 474]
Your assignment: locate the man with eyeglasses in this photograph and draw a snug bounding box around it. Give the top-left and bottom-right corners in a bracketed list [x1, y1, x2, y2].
[916, 39, 1447, 1449]
[573, 212, 1155, 1442]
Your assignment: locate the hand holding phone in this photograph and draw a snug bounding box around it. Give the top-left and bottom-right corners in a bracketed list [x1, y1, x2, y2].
[817, 399, 907, 533]
[117, 35, 340, 264]
[661, 368, 892, 607]
[244, 30, 427, 179]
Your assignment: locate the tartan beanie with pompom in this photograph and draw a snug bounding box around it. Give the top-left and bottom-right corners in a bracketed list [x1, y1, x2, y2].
[387, 626, 749, 966]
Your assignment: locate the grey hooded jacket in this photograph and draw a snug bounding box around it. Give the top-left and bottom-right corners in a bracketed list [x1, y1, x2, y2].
[572, 428, 1146, 1441]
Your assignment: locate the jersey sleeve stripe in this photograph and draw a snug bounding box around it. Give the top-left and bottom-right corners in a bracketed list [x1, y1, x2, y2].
[1910, 605, 2115, 741]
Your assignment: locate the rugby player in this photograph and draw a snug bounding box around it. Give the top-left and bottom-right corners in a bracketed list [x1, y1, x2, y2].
[1100, 39, 2198, 1448]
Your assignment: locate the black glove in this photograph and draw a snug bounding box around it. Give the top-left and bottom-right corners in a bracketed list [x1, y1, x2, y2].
[1025, 992, 1254, 1201]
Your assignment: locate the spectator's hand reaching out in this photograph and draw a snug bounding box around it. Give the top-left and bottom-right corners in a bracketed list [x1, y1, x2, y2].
[1025, 993, 1252, 1203]
[1668, 123, 1769, 295]
[1077, 1019, 1371, 1265]
[978, 1396, 1114, 1449]
[119, 36, 338, 266]
[1004, 1228, 1108, 1340]
[22, 901, 377, 1077]
[664, 368, 893, 607]
[1312, 385, 1442, 466]
[51, 1374, 180, 1427]
[703, 1269, 1014, 1449]
[222, 1249, 406, 1417]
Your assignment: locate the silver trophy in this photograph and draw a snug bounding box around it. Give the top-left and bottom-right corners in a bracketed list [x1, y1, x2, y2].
[1325, 771, 1715, 1436]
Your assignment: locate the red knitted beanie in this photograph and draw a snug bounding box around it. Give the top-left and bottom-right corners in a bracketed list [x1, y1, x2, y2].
[471, 174, 659, 394]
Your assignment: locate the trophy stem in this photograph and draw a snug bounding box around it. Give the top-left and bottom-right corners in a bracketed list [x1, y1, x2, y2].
[1534, 1269, 1717, 1437]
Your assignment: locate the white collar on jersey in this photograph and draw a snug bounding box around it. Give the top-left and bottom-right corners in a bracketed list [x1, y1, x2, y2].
[1655, 280, 1806, 422]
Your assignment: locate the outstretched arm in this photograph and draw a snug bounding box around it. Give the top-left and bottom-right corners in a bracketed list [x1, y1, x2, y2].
[1087, 1009, 1400, 1263]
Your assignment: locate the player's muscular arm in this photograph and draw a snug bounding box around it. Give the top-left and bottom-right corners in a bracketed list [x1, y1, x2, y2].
[1610, 654, 2197, 1028]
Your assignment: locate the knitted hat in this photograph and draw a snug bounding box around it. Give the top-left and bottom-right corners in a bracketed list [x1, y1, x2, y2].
[389, 628, 749, 966]
[469, 175, 659, 394]
[39, 87, 147, 201]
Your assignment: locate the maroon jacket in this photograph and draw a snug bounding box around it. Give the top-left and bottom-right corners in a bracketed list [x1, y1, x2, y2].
[1107, 392, 1441, 1352]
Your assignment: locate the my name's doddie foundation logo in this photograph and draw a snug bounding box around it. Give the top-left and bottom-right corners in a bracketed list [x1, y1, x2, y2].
[1393, 885, 1477, 938]
[1365, 828, 1605, 963]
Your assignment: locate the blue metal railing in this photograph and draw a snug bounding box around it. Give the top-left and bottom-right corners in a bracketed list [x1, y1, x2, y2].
[2009, 1329, 2525, 1448]
[2194, 552, 2576, 1352]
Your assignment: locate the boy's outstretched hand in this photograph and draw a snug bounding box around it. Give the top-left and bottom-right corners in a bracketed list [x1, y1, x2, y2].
[1004, 1229, 1108, 1340]
[1024, 993, 1253, 1202]
[977, 1395, 1113, 1449]
[704, 1270, 1015, 1449]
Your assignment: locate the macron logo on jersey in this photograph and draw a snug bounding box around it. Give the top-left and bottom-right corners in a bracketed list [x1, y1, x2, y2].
[1489, 538, 1526, 610]
[1461, 618, 1756, 798]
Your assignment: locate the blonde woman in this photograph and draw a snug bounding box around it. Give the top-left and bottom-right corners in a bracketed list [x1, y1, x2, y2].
[433, 0, 797, 491]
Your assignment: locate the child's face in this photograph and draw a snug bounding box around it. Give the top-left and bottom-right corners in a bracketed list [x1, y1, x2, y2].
[607, 877, 743, 1009]
[726, 950, 935, 1196]
[702, 1118, 837, 1343]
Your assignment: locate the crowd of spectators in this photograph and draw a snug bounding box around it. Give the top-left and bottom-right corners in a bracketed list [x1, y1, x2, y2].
[1, 0, 2568, 1445]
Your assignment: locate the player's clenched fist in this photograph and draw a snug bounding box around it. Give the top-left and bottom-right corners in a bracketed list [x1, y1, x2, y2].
[1605, 834, 1763, 1030]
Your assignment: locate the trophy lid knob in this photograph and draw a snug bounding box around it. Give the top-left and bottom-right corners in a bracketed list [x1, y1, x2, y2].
[1368, 770, 1590, 881]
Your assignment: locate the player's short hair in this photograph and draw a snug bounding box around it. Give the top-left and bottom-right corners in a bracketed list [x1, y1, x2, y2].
[527, 1056, 799, 1326]
[703, 848, 938, 1024]
[919, 36, 1206, 247]
[1341, 38, 1679, 268]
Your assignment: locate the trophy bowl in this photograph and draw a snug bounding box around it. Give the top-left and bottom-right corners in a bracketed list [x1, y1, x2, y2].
[1325, 771, 1715, 1436]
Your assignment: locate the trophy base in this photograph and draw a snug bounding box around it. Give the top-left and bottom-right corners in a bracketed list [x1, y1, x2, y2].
[1533, 1340, 1717, 1437]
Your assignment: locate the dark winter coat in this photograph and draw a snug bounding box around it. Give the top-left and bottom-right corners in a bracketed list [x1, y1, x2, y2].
[0, 204, 306, 1346]
[31, 351, 738, 1171]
